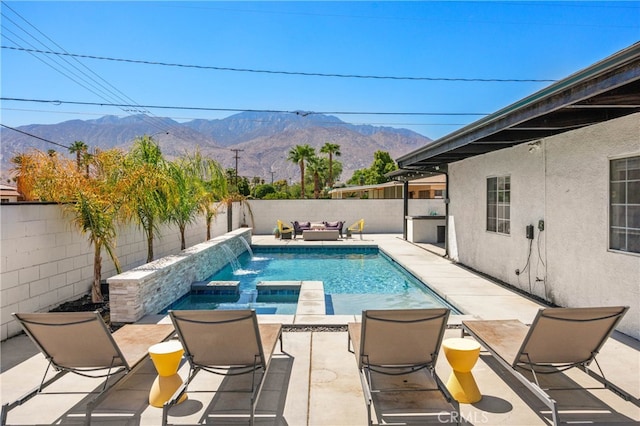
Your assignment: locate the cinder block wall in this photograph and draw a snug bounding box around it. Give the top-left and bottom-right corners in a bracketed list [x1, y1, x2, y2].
[0, 202, 233, 340]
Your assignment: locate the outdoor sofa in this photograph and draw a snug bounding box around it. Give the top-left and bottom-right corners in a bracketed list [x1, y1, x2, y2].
[292, 220, 344, 238]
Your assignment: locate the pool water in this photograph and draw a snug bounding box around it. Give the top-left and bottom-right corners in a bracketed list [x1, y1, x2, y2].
[165, 247, 458, 315]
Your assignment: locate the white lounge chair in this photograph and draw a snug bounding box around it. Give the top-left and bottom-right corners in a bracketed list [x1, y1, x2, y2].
[2, 311, 174, 426]
[463, 306, 630, 425]
[348, 308, 459, 425]
[164, 309, 283, 426]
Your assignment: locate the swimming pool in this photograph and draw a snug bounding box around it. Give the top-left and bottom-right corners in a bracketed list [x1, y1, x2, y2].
[164, 247, 458, 315]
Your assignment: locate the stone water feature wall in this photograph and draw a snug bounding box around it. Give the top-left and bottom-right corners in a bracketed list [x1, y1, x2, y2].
[107, 228, 252, 323]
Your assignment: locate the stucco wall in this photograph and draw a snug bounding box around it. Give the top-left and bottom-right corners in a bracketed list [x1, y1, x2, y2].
[247, 199, 444, 235]
[448, 113, 640, 338]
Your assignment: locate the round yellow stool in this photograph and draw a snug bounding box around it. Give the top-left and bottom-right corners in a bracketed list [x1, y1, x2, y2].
[148, 340, 188, 408]
[442, 338, 482, 403]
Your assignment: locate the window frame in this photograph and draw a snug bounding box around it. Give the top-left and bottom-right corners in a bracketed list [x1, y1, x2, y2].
[486, 175, 511, 235]
[609, 155, 640, 255]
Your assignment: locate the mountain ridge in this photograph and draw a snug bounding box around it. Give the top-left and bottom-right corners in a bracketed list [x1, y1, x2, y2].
[0, 112, 431, 183]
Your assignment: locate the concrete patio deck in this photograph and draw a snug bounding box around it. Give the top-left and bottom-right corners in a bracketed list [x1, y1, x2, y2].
[2, 234, 638, 425]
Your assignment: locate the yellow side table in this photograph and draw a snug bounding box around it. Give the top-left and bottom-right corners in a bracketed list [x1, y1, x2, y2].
[442, 338, 482, 403]
[148, 340, 188, 408]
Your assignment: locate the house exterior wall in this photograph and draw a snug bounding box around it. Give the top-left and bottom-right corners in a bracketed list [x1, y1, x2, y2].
[448, 113, 640, 339]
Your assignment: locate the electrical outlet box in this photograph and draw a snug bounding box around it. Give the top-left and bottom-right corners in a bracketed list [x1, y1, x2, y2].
[538, 219, 545, 231]
[526, 224, 534, 239]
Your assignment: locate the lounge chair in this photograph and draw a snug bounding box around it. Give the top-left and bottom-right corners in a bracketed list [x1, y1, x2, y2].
[164, 309, 283, 426]
[2, 311, 174, 426]
[348, 308, 459, 425]
[462, 306, 629, 425]
[276, 219, 293, 239]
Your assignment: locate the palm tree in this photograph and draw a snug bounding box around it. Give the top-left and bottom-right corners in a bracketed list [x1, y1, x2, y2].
[306, 156, 327, 199]
[69, 141, 88, 172]
[121, 135, 170, 263]
[320, 142, 341, 188]
[287, 144, 315, 199]
[165, 151, 227, 249]
[190, 153, 228, 240]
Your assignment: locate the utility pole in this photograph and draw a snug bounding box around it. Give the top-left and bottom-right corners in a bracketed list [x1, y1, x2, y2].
[269, 171, 275, 184]
[230, 149, 244, 187]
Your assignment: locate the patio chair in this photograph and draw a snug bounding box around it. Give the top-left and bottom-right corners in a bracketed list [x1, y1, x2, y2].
[462, 306, 629, 425]
[292, 220, 311, 238]
[164, 309, 283, 426]
[2, 311, 175, 426]
[348, 308, 459, 425]
[323, 220, 345, 238]
[276, 219, 293, 239]
[347, 219, 365, 240]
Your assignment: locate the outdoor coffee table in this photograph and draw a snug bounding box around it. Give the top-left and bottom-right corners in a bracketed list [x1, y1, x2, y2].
[148, 340, 188, 408]
[302, 230, 340, 241]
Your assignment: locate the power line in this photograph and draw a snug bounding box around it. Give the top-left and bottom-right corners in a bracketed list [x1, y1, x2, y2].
[1, 4, 174, 136]
[0, 97, 491, 117]
[1, 46, 558, 83]
[1, 124, 71, 149]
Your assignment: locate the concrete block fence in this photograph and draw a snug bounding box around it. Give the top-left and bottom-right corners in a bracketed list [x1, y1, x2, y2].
[0, 202, 235, 340]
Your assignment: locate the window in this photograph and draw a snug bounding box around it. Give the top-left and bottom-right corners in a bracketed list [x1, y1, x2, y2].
[610, 156, 640, 254]
[487, 176, 510, 234]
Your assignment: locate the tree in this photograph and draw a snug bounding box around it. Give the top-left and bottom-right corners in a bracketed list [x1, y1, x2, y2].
[253, 183, 276, 199]
[320, 142, 341, 188]
[166, 158, 203, 250]
[287, 144, 315, 198]
[347, 150, 398, 185]
[69, 141, 88, 172]
[10, 151, 40, 201]
[121, 135, 170, 263]
[306, 156, 327, 199]
[16, 148, 125, 302]
[185, 151, 227, 241]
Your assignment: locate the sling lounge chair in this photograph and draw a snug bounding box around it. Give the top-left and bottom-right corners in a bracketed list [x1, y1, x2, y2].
[164, 309, 283, 426]
[348, 308, 459, 425]
[462, 306, 629, 425]
[2, 311, 174, 426]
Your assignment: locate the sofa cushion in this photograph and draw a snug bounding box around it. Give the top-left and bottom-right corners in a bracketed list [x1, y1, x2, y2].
[325, 221, 341, 228]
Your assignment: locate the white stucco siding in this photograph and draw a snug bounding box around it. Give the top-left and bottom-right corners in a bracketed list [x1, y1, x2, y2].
[544, 113, 639, 338]
[448, 113, 640, 339]
[448, 141, 546, 291]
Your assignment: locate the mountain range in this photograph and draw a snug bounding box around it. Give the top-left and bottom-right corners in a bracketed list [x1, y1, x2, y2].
[0, 112, 432, 184]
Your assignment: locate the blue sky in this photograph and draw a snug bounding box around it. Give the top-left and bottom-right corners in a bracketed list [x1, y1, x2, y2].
[1, 1, 638, 140]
